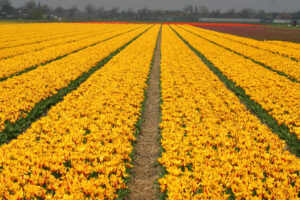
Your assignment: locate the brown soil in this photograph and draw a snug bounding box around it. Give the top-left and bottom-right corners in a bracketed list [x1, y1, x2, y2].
[126, 28, 162, 200]
[195, 25, 300, 43]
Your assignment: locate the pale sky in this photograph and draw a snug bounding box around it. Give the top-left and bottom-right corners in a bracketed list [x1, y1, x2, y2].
[10, 0, 300, 12]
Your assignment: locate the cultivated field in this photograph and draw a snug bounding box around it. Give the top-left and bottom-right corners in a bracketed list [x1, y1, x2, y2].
[0, 22, 299, 199]
[196, 24, 300, 43]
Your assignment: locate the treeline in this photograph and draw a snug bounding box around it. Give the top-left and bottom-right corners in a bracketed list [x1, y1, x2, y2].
[1, 0, 300, 21]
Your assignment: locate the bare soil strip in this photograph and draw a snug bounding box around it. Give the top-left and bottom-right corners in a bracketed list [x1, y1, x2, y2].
[126, 29, 161, 200]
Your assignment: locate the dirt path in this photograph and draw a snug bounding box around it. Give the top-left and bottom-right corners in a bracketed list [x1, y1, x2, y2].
[126, 28, 161, 200]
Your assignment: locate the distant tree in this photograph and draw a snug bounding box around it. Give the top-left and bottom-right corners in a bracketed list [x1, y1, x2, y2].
[0, 0, 11, 9]
[140, 7, 148, 19]
[22, 1, 39, 19]
[198, 6, 208, 17]
[269, 11, 279, 19]
[24, 0, 36, 12]
[194, 6, 198, 16]
[32, 8, 43, 19]
[238, 8, 255, 18]
[68, 5, 78, 18]
[183, 5, 193, 15]
[108, 7, 119, 19]
[54, 6, 65, 16]
[41, 4, 50, 14]
[210, 9, 220, 18]
[125, 8, 134, 19]
[291, 10, 300, 19]
[110, 7, 119, 14]
[1, 0, 14, 16]
[224, 9, 236, 18]
[257, 9, 267, 19]
[85, 4, 95, 18]
[96, 6, 105, 18]
[121, 9, 125, 18]
[30, 2, 49, 19]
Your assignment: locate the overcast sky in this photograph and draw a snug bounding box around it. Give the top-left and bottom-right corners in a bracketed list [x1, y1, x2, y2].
[10, 0, 300, 12]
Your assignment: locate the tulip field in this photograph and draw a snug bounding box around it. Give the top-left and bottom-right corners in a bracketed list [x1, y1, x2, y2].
[0, 23, 299, 199]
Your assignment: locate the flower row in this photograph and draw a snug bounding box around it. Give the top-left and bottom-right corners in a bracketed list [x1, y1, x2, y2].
[266, 40, 300, 50]
[0, 23, 106, 49]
